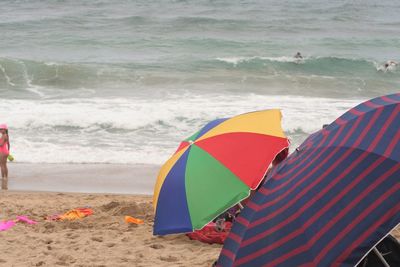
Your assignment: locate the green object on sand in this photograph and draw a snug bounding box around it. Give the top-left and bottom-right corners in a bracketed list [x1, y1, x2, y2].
[7, 154, 14, 161]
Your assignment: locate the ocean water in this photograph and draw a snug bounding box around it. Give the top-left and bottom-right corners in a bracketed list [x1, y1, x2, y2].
[0, 0, 399, 164]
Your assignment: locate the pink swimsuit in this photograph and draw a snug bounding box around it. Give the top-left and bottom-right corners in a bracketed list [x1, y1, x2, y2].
[0, 133, 9, 156]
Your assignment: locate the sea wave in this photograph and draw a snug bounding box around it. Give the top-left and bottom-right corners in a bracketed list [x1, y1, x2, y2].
[1, 56, 397, 101]
[2, 56, 394, 92]
[0, 94, 363, 164]
[214, 56, 397, 74]
[0, 58, 145, 98]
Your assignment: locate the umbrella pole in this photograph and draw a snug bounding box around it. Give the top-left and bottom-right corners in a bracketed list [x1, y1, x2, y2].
[372, 247, 390, 267]
[238, 202, 244, 209]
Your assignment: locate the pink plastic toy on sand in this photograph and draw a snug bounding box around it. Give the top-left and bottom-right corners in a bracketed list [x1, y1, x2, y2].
[0, 216, 38, 231]
[0, 220, 15, 231]
[16, 216, 37, 225]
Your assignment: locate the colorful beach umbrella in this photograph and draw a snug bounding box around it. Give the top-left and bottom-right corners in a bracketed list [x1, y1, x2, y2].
[217, 93, 400, 266]
[153, 109, 289, 235]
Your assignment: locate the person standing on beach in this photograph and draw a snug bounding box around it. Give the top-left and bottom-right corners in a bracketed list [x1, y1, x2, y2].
[0, 124, 10, 190]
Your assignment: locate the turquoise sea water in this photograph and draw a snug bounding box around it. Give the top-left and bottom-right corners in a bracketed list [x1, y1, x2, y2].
[0, 0, 399, 164]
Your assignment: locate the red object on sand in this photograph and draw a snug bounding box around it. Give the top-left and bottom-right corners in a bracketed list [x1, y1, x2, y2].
[46, 207, 94, 221]
[186, 222, 232, 244]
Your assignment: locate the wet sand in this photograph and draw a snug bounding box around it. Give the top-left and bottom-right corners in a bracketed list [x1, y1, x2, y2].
[7, 163, 159, 194]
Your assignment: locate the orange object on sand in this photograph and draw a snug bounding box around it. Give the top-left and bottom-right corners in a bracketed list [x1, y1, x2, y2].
[60, 208, 93, 221]
[47, 208, 93, 221]
[124, 216, 144, 225]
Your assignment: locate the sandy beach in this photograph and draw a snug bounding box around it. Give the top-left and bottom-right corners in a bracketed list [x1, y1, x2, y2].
[1, 1, 399, 266]
[1, 190, 399, 267]
[0, 191, 222, 267]
[1, 164, 399, 267]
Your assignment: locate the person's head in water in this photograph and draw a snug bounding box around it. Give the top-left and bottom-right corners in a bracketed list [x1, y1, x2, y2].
[384, 60, 398, 69]
[294, 52, 302, 59]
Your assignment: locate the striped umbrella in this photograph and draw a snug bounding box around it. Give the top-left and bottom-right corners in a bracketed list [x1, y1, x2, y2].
[218, 93, 400, 266]
[153, 109, 289, 235]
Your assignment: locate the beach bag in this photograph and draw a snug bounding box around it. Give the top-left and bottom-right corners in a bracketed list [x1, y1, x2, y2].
[186, 221, 232, 244]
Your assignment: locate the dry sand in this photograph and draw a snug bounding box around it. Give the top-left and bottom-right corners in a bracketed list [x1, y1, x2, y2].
[0, 191, 221, 267]
[1, 191, 399, 267]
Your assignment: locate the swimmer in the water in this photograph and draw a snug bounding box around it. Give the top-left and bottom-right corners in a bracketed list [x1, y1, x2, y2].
[294, 52, 303, 59]
[384, 60, 398, 71]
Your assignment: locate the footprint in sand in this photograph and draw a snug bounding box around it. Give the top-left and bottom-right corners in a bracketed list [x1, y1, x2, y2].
[85, 194, 96, 200]
[127, 224, 139, 231]
[42, 222, 55, 233]
[66, 233, 79, 240]
[66, 221, 85, 230]
[101, 201, 121, 211]
[159, 255, 178, 262]
[57, 254, 76, 265]
[150, 244, 164, 249]
[91, 236, 104, 242]
[41, 238, 53, 244]
[136, 253, 144, 259]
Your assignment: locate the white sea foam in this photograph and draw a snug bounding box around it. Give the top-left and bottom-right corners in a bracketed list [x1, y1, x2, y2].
[216, 57, 251, 66]
[260, 56, 302, 63]
[216, 56, 303, 65]
[0, 64, 16, 86]
[0, 93, 364, 164]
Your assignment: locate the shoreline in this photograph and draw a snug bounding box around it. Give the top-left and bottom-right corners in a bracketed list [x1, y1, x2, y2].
[7, 163, 160, 195]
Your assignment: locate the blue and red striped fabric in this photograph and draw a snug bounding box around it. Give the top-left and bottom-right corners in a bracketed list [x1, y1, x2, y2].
[217, 93, 400, 267]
